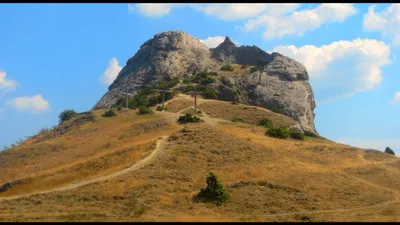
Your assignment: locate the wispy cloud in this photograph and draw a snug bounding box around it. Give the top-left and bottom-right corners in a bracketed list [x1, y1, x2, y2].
[363, 4, 400, 45]
[129, 4, 357, 39]
[0, 70, 18, 94]
[99, 57, 122, 85]
[7, 94, 50, 113]
[391, 91, 400, 104]
[244, 4, 357, 39]
[271, 38, 391, 101]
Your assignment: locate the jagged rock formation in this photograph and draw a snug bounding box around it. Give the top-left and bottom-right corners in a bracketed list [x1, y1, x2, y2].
[94, 30, 317, 132]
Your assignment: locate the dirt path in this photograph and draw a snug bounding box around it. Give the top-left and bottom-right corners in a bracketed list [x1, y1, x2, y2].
[2, 95, 400, 219]
[0, 136, 169, 201]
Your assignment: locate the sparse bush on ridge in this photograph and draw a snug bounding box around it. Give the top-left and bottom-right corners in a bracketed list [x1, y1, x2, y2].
[266, 126, 290, 139]
[289, 128, 305, 140]
[257, 119, 273, 128]
[59, 109, 78, 123]
[137, 107, 153, 115]
[177, 114, 201, 124]
[102, 109, 117, 117]
[304, 130, 319, 138]
[250, 66, 257, 73]
[385, 147, 395, 156]
[197, 172, 228, 204]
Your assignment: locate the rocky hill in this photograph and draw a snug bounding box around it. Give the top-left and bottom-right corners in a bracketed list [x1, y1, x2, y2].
[94, 30, 316, 132]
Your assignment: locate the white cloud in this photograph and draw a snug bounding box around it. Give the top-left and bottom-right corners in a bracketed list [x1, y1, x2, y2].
[199, 36, 240, 48]
[363, 4, 400, 45]
[129, 4, 356, 39]
[99, 58, 122, 85]
[271, 38, 391, 101]
[8, 94, 50, 113]
[191, 3, 300, 20]
[128, 3, 182, 17]
[0, 70, 18, 94]
[244, 3, 357, 39]
[130, 3, 299, 20]
[391, 91, 400, 104]
[336, 137, 400, 153]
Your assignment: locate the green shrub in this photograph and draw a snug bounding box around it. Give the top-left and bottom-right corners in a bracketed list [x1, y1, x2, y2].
[250, 66, 257, 73]
[137, 107, 153, 115]
[257, 119, 273, 128]
[156, 105, 164, 111]
[271, 107, 282, 114]
[304, 131, 320, 138]
[385, 147, 395, 156]
[102, 109, 117, 117]
[231, 101, 239, 105]
[204, 87, 217, 99]
[148, 95, 160, 107]
[198, 172, 228, 204]
[220, 64, 233, 71]
[59, 109, 78, 123]
[266, 127, 290, 139]
[177, 114, 201, 124]
[289, 128, 305, 140]
[201, 77, 216, 85]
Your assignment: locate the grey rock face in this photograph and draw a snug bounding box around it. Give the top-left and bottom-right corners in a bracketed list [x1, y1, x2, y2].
[94, 31, 317, 132]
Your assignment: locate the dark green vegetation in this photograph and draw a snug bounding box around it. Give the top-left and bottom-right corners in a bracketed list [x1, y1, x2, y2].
[384, 147, 395, 156]
[177, 114, 201, 124]
[257, 119, 273, 128]
[137, 107, 153, 115]
[114, 78, 179, 109]
[288, 128, 305, 140]
[197, 172, 228, 204]
[59, 109, 78, 123]
[220, 64, 233, 71]
[266, 127, 290, 139]
[102, 109, 117, 117]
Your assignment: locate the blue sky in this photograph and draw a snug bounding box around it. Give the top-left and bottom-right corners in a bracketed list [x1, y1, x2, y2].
[0, 3, 399, 154]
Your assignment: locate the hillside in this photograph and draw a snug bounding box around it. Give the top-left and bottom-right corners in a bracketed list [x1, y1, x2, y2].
[0, 95, 399, 222]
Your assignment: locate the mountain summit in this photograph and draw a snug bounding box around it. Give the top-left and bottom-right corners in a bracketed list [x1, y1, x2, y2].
[94, 30, 317, 132]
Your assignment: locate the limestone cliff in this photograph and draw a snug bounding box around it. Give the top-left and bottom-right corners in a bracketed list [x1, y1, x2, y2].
[94, 30, 317, 132]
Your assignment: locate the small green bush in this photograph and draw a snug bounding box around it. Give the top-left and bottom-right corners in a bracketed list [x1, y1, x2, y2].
[198, 172, 228, 204]
[257, 119, 273, 128]
[102, 109, 117, 117]
[156, 105, 164, 111]
[304, 131, 320, 138]
[204, 87, 217, 99]
[137, 107, 153, 115]
[231, 101, 239, 105]
[289, 128, 305, 140]
[221, 64, 233, 71]
[271, 107, 282, 114]
[250, 66, 257, 73]
[177, 114, 201, 124]
[266, 127, 290, 139]
[59, 109, 78, 123]
[384, 147, 395, 156]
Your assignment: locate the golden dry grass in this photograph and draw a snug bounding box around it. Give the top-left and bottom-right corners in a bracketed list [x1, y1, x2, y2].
[0, 98, 399, 222]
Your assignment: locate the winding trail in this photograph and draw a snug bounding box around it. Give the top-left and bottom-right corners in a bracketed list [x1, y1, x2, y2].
[0, 136, 169, 201]
[1, 95, 400, 220]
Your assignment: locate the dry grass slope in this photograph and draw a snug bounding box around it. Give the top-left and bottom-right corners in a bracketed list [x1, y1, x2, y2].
[0, 96, 399, 222]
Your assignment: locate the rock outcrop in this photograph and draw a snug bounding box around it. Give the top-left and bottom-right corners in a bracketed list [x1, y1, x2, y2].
[94, 30, 317, 132]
